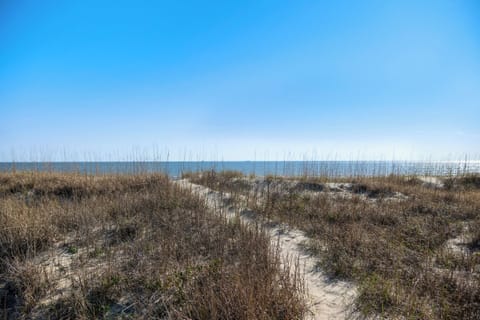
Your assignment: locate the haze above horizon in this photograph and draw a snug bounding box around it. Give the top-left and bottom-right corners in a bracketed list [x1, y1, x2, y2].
[1, 0, 479, 161]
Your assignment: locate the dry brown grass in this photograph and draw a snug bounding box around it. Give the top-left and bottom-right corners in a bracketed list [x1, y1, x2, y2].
[0, 172, 306, 319]
[186, 171, 480, 319]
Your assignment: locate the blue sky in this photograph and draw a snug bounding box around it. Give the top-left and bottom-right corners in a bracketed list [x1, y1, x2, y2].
[1, 0, 479, 161]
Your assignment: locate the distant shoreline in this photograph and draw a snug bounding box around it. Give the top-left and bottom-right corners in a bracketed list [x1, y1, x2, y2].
[1, 160, 479, 177]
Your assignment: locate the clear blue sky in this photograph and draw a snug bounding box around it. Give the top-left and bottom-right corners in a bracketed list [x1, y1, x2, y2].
[1, 0, 479, 161]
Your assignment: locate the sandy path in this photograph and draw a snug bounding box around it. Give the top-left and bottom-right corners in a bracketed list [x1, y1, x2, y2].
[175, 179, 357, 320]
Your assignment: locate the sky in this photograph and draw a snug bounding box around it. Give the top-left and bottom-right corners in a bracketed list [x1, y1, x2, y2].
[1, 0, 479, 161]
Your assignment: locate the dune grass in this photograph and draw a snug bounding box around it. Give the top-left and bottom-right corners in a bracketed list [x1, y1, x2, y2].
[0, 172, 306, 319]
[185, 170, 480, 319]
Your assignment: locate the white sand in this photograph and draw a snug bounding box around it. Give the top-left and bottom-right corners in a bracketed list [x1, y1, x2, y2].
[418, 176, 444, 188]
[175, 180, 358, 320]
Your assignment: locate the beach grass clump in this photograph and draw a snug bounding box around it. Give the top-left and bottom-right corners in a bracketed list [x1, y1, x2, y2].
[0, 172, 305, 319]
[183, 170, 251, 194]
[444, 173, 480, 190]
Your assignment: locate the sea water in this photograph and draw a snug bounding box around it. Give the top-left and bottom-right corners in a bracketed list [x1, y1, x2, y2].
[1, 161, 479, 178]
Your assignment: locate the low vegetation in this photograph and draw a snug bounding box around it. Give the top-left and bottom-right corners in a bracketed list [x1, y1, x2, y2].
[0, 172, 306, 319]
[186, 171, 480, 319]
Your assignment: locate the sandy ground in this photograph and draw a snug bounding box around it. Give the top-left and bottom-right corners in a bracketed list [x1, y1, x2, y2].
[418, 176, 444, 188]
[175, 179, 358, 320]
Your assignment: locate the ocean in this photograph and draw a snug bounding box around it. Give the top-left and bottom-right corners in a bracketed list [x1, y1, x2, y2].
[1, 161, 479, 178]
